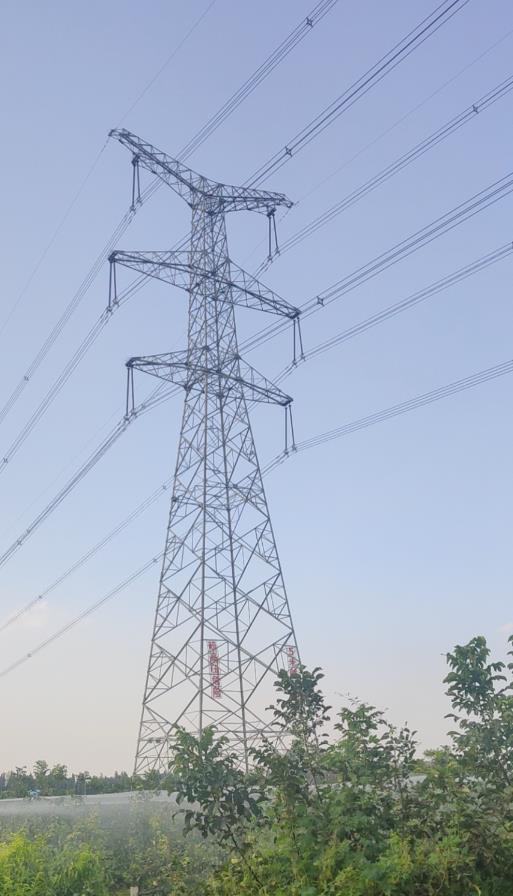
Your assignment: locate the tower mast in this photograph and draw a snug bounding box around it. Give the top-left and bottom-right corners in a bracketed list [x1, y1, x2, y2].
[110, 130, 300, 773]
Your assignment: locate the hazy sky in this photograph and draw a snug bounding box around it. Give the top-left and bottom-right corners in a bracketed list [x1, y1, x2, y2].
[1, 0, 512, 774]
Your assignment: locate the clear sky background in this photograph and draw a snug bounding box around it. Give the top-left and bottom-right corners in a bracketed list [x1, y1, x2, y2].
[1, 0, 512, 774]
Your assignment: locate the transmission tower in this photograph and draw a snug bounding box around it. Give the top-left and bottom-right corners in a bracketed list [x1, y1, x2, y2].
[109, 130, 301, 774]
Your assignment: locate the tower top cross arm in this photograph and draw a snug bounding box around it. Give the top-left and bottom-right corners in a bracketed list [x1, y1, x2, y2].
[109, 129, 293, 214]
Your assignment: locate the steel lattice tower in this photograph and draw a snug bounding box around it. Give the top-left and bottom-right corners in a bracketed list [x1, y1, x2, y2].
[110, 130, 300, 774]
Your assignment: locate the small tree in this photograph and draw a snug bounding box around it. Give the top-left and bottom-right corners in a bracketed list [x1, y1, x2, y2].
[168, 726, 266, 887]
[252, 666, 331, 806]
[445, 634, 513, 789]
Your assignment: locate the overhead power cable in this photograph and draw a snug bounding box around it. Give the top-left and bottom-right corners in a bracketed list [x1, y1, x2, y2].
[289, 24, 513, 214]
[275, 242, 513, 382]
[262, 356, 513, 476]
[120, 0, 342, 211]
[0, 209, 136, 429]
[105, 0, 472, 298]
[269, 74, 513, 262]
[246, 0, 471, 186]
[4, 349, 513, 679]
[0, 141, 110, 344]
[312, 171, 513, 309]
[0, 479, 172, 634]
[136, 0, 469, 213]
[0, 554, 163, 680]
[177, 0, 339, 161]
[3, 7, 513, 684]
[243, 168, 513, 356]
[0, 274, 148, 474]
[0, 384, 172, 571]
[117, 0, 218, 125]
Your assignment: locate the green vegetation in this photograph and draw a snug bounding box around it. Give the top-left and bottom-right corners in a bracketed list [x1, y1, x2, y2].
[0, 764, 135, 799]
[2, 634, 513, 894]
[0, 807, 216, 895]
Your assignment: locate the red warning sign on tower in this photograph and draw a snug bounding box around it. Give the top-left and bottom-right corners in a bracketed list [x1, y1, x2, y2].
[286, 644, 298, 675]
[207, 640, 222, 698]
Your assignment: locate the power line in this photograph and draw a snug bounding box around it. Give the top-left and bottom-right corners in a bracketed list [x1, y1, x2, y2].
[0, 405, 124, 543]
[0, 140, 110, 344]
[269, 74, 513, 261]
[246, 0, 471, 186]
[293, 23, 513, 210]
[0, 554, 163, 680]
[0, 383, 172, 571]
[118, 0, 343, 217]
[177, 0, 340, 161]
[135, 0, 469, 219]
[0, 208, 136, 429]
[263, 356, 513, 475]
[275, 241, 513, 382]
[0, 479, 171, 634]
[314, 172, 513, 308]
[242, 168, 513, 356]
[0, 274, 148, 475]
[116, 0, 219, 126]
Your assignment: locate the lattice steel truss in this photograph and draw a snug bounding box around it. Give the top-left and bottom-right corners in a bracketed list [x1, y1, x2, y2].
[110, 130, 300, 774]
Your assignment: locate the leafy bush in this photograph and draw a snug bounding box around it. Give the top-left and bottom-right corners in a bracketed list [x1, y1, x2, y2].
[0, 833, 108, 896]
[168, 635, 513, 895]
[3, 634, 513, 895]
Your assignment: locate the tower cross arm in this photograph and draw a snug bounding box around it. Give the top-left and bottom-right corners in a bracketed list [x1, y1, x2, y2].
[127, 353, 292, 407]
[109, 129, 292, 212]
[111, 250, 191, 292]
[111, 250, 300, 319]
[218, 186, 293, 215]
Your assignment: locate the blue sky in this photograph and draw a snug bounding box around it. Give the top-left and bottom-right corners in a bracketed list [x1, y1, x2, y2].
[1, 0, 512, 773]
